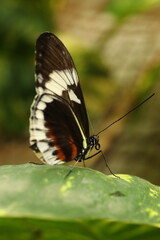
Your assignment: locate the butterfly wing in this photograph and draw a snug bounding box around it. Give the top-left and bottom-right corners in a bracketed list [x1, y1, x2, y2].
[29, 32, 89, 164]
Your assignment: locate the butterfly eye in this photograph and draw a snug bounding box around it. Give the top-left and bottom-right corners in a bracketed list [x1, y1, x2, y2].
[95, 143, 100, 151]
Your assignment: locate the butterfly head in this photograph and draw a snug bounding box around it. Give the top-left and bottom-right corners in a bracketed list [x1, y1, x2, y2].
[89, 135, 100, 151]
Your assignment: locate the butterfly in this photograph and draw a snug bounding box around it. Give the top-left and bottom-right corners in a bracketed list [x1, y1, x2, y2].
[29, 32, 154, 168]
[29, 32, 101, 166]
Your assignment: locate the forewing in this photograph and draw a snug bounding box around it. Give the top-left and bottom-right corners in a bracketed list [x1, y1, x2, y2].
[35, 32, 89, 137]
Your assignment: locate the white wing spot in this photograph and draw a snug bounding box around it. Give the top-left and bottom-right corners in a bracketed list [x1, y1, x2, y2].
[37, 87, 44, 94]
[41, 95, 53, 103]
[45, 78, 65, 95]
[72, 68, 79, 85]
[35, 110, 44, 119]
[46, 68, 79, 95]
[30, 130, 46, 141]
[69, 89, 81, 104]
[30, 119, 47, 130]
[37, 101, 46, 110]
[36, 73, 43, 84]
[37, 142, 49, 152]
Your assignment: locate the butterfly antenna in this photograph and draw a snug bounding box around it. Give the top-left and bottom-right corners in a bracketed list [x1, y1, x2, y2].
[96, 93, 155, 136]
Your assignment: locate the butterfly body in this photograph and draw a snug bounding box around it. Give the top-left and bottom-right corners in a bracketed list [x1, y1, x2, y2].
[30, 32, 100, 165]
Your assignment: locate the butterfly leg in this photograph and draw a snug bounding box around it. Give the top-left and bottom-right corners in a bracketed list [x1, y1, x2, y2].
[100, 151, 119, 178]
[84, 150, 101, 160]
[64, 160, 81, 179]
[85, 150, 119, 178]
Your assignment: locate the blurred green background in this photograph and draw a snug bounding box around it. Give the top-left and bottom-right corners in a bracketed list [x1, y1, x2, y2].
[0, 0, 160, 184]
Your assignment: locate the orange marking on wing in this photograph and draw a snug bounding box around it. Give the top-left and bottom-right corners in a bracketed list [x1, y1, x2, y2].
[69, 136, 78, 160]
[47, 128, 66, 161]
[57, 149, 66, 161]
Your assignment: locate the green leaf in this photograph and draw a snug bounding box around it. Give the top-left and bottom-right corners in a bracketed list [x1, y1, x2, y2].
[0, 164, 160, 239]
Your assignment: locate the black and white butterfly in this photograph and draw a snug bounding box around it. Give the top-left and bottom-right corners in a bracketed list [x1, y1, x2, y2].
[29, 32, 154, 168]
[29, 32, 100, 165]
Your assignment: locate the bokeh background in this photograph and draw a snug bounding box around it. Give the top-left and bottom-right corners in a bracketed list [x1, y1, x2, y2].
[0, 0, 160, 184]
